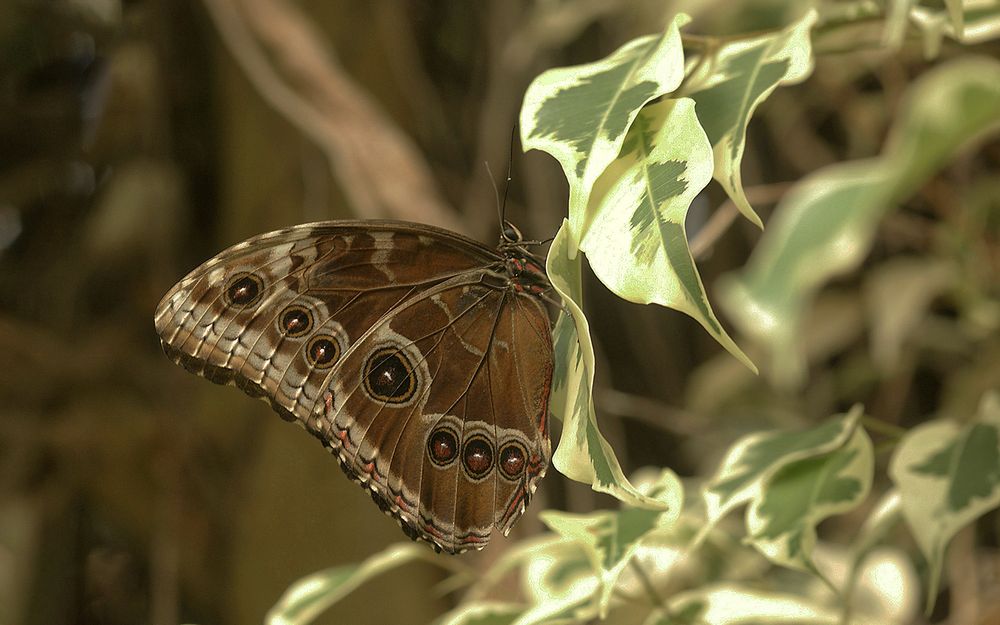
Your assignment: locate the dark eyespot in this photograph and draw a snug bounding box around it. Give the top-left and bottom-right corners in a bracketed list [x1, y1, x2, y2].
[280, 306, 312, 337]
[498, 442, 527, 480]
[427, 427, 459, 467]
[306, 335, 340, 368]
[462, 436, 494, 479]
[363, 348, 416, 404]
[224, 273, 263, 308]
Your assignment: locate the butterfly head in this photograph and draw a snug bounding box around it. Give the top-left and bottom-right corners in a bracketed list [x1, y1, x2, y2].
[500, 219, 523, 245]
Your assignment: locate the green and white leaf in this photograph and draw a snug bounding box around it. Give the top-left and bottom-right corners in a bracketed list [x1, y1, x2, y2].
[539, 469, 683, 616]
[522, 541, 595, 605]
[683, 9, 817, 227]
[889, 391, 1000, 613]
[579, 98, 755, 372]
[747, 428, 874, 577]
[842, 491, 915, 622]
[960, 1, 1000, 42]
[466, 535, 568, 603]
[521, 14, 687, 247]
[702, 406, 863, 533]
[912, 0, 1000, 50]
[546, 221, 672, 510]
[719, 57, 1000, 387]
[514, 593, 597, 625]
[648, 584, 839, 625]
[265, 543, 428, 625]
[518, 544, 599, 625]
[434, 603, 523, 625]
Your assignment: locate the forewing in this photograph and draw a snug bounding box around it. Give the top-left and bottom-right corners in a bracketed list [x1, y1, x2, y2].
[154, 221, 497, 430]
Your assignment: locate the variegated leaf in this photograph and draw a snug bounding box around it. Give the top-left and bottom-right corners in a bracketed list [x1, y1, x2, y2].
[889, 392, 1000, 613]
[579, 98, 755, 371]
[702, 406, 863, 532]
[434, 603, 523, 625]
[521, 14, 687, 247]
[683, 9, 817, 227]
[539, 469, 683, 617]
[546, 221, 669, 510]
[648, 584, 839, 624]
[747, 428, 874, 577]
[719, 57, 1000, 387]
[265, 543, 428, 625]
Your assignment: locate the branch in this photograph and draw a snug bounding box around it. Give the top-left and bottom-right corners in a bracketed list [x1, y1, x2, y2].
[690, 182, 792, 259]
[202, 0, 465, 232]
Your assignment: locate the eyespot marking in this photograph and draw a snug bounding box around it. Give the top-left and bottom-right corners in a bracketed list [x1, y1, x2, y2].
[427, 427, 459, 467]
[306, 334, 340, 368]
[363, 348, 417, 404]
[280, 306, 313, 337]
[498, 442, 527, 480]
[462, 436, 494, 480]
[224, 273, 264, 308]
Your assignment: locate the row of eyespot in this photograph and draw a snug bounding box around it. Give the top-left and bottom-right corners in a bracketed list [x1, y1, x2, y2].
[223, 272, 421, 404]
[427, 427, 528, 481]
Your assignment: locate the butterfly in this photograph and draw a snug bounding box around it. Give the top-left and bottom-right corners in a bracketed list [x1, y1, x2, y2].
[154, 220, 555, 553]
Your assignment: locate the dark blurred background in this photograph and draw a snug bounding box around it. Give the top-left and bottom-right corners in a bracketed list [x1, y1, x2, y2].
[1, 1, 998, 624]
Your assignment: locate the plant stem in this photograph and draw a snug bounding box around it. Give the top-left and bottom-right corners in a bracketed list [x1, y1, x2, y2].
[629, 558, 668, 610]
[860, 416, 908, 439]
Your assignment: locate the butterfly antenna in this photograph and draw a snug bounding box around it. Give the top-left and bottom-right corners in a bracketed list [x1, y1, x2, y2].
[484, 161, 503, 230]
[501, 125, 516, 224]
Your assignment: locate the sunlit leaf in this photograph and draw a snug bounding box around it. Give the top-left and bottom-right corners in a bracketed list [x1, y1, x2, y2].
[747, 428, 874, 578]
[703, 406, 863, 532]
[682, 9, 817, 227]
[889, 392, 1000, 613]
[546, 221, 672, 509]
[521, 14, 687, 246]
[265, 543, 429, 625]
[911, 2, 1000, 52]
[517, 544, 599, 625]
[719, 57, 1000, 387]
[841, 492, 920, 625]
[962, 2, 1000, 42]
[466, 535, 569, 603]
[523, 541, 594, 605]
[579, 98, 755, 371]
[650, 584, 840, 624]
[539, 469, 683, 616]
[850, 547, 920, 625]
[434, 602, 523, 625]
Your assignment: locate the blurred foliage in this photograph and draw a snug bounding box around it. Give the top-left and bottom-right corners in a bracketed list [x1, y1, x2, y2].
[1, 1, 1000, 624]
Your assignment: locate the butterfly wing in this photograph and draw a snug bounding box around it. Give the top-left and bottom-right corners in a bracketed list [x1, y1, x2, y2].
[155, 220, 553, 553]
[323, 273, 552, 552]
[155, 221, 497, 422]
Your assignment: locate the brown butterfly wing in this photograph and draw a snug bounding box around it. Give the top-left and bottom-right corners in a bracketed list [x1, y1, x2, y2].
[323, 273, 552, 552]
[154, 220, 553, 553]
[155, 221, 495, 425]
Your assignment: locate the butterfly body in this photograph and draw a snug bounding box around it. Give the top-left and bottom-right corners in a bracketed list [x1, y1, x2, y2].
[155, 220, 553, 553]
